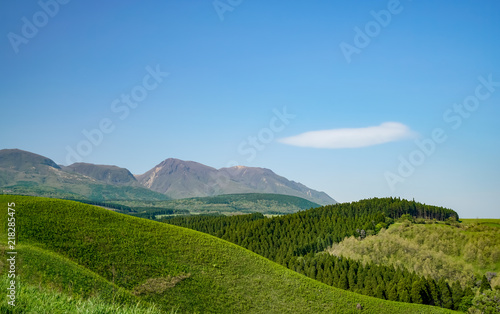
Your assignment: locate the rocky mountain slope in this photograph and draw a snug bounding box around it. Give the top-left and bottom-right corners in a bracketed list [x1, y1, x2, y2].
[136, 158, 336, 205]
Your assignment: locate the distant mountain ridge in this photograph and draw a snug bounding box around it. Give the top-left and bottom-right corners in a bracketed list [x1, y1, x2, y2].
[0, 149, 169, 201]
[0, 149, 336, 205]
[0, 148, 60, 172]
[136, 158, 336, 205]
[62, 162, 138, 186]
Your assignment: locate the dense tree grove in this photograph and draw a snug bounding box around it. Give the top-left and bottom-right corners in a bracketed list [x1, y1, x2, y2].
[127, 207, 190, 219]
[70, 199, 133, 211]
[163, 197, 488, 310]
[288, 253, 475, 310]
[164, 198, 457, 262]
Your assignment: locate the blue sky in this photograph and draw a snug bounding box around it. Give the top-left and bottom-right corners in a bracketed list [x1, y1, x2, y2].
[1, 0, 499, 218]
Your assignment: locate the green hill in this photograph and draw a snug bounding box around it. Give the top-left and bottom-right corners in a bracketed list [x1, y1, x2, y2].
[0, 244, 159, 313]
[62, 162, 138, 186]
[163, 197, 486, 310]
[0, 148, 62, 172]
[0, 277, 159, 314]
[0, 195, 453, 313]
[327, 219, 500, 288]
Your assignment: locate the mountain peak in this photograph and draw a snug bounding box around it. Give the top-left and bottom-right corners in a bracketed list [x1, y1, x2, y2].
[136, 158, 336, 205]
[0, 149, 336, 205]
[63, 162, 137, 186]
[158, 158, 217, 170]
[0, 148, 60, 171]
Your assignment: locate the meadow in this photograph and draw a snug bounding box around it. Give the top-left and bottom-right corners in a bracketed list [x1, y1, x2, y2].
[0, 195, 455, 313]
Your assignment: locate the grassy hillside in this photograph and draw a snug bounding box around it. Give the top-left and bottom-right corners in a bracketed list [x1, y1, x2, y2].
[0, 277, 160, 314]
[0, 246, 159, 313]
[114, 193, 320, 216]
[327, 220, 500, 288]
[461, 218, 500, 229]
[0, 195, 453, 313]
[62, 162, 138, 186]
[163, 197, 472, 310]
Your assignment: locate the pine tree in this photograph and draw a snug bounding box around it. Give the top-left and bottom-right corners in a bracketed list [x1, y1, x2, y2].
[364, 276, 377, 297]
[347, 265, 357, 290]
[338, 272, 349, 290]
[397, 278, 411, 303]
[324, 267, 334, 286]
[387, 283, 398, 301]
[306, 264, 316, 279]
[438, 279, 453, 309]
[363, 284, 374, 297]
[375, 284, 386, 300]
[399, 288, 411, 303]
[479, 275, 492, 292]
[356, 266, 366, 291]
[451, 280, 464, 310]
[410, 280, 424, 304]
[420, 279, 431, 305]
[427, 278, 440, 306]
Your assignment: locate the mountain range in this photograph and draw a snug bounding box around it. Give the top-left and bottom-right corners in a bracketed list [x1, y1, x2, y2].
[136, 158, 335, 204]
[0, 149, 336, 205]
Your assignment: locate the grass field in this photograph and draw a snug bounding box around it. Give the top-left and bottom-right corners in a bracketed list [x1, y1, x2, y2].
[461, 218, 500, 229]
[0, 195, 455, 313]
[0, 276, 160, 314]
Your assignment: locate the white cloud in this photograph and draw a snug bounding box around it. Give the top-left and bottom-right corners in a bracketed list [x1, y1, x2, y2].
[278, 122, 416, 149]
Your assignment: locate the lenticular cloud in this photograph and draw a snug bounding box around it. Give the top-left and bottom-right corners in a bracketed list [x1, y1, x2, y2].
[278, 122, 415, 149]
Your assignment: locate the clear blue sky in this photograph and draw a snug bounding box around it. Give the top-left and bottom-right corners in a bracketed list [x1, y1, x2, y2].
[1, 0, 499, 218]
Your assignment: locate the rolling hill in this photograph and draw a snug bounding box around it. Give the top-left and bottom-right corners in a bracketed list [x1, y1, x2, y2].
[62, 162, 138, 186]
[163, 198, 487, 311]
[0, 195, 453, 313]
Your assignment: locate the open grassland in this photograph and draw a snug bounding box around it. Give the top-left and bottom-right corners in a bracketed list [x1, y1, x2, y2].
[328, 220, 500, 288]
[0, 195, 454, 313]
[461, 218, 500, 229]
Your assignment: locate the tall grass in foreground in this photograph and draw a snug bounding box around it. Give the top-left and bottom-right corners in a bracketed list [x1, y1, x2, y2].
[0, 276, 165, 314]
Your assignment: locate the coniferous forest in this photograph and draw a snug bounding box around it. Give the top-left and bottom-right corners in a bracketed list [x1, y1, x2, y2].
[163, 197, 492, 311]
